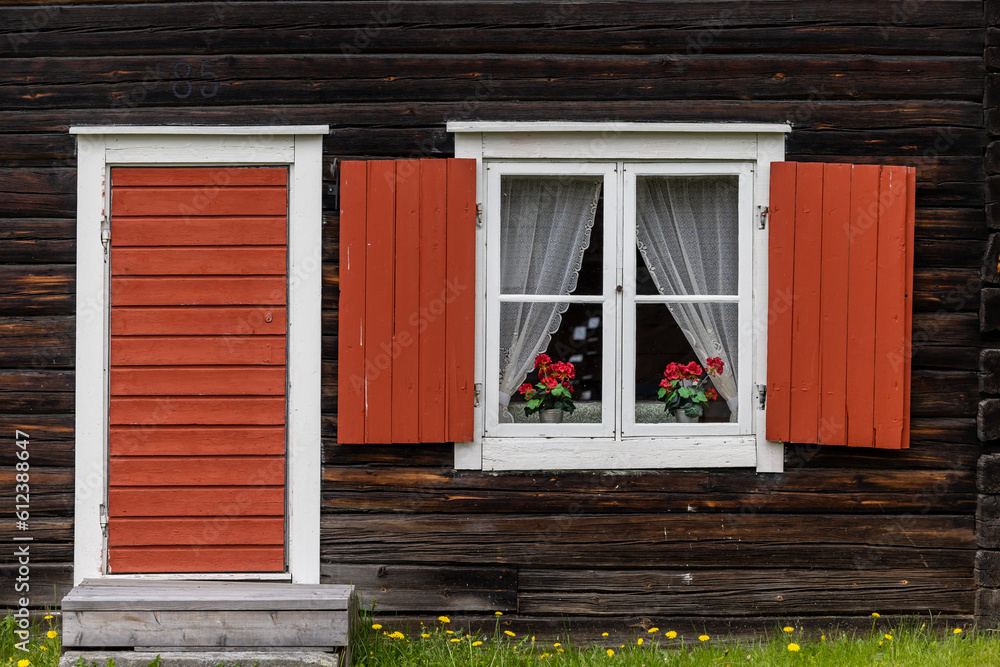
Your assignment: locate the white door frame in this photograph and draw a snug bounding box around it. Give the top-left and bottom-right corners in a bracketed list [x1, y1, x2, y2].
[69, 126, 327, 584]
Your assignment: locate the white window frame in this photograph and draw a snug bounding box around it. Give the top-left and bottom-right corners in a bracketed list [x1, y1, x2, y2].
[449, 122, 790, 473]
[69, 126, 327, 584]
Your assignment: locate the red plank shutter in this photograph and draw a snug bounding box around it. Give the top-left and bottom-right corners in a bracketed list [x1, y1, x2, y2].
[108, 167, 287, 572]
[338, 159, 476, 444]
[767, 162, 915, 449]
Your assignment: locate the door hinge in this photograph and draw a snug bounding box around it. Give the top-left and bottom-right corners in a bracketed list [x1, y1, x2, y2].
[100, 215, 110, 250]
[474, 383, 482, 407]
[99, 503, 108, 537]
[476, 203, 483, 227]
[757, 206, 768, 230]
[756, 384, 767, 410]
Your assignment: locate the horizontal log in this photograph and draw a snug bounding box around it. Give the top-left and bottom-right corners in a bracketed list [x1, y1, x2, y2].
[0, 414, 73, 441]
[320, 467, 974, 514]
[1, 57, 985, 111]
[0, 517, 72, 543]
[0, 101, 983, 135]
[0, 265, 73, 316]
[320, 513, 975, 568]
[786, 439, 982, 471]
[323, 440, 454, 468]
[0, 564, 72, 609]
[517, 568, 973, 615]
[320, 563, 516, 613]
[910, 370, 978, 417]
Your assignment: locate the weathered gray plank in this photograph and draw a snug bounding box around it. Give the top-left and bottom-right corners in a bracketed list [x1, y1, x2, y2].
[62, 580, 352, 611]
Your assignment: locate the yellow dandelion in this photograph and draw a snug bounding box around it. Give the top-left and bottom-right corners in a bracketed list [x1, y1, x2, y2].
[17, 661, 29, 667]
[495, 611, 503, 616]
[557, 648, 564, 653]
[872, 612, 880, 618]
[389, 631, 405, 640]
[821, 635, 826, 641]
[665, 630, 678, 639]
[531, 636, 535, 642]
[884, 634, 893, 640]
[648, 627, 659, 633]
[446, 630, 454, 635]
[421, 633, 430, 638]
[553, 643, 561, 648]
[698, 635, 710, 641]
[450, 638, 460, 643]
[879, 641, 883, 647]
[788, 643, 800, 652]
[637, 637, 644, 645]
[606, 649, 614, 657]
[39, 648, 47, 653]
[540, 653, 550, 659]
[439, 616, 451, 623]
[44, 615, 53, 620]
[504, 630, 515, 637]
[783, 626, 794, 633]
[46, 630, 57, 639]
[602, 632, 609, 637]
[954, 628, 963, 635]
[371, 624, 382, 630]
[473, 641, 483, 646]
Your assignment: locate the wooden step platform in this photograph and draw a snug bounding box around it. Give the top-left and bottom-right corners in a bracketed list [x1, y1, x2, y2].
[61, 579, 355, 659]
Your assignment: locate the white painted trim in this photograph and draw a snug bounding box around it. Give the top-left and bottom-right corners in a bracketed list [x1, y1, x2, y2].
[448, 122, 791, 135]
[102, 573, 292, 581]
[70, 125, 329, 135]
[72, 127, 327, 584]
[482, 437, 757, 471]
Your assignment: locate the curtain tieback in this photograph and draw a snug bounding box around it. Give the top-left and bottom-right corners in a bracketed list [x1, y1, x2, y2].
[726, 396, 739, 411]
[499, 392, 511, 407]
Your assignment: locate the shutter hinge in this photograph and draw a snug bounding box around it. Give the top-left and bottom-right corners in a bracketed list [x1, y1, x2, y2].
[757, 206, 768, 230]
[99, 503, 108, 536]
[756, 384, 767, 410]
[476, 203, 483, 227]
[474, 383, 482, 407]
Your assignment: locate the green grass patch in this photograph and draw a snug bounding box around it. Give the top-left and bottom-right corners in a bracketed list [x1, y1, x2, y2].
[0, 614, 61, 667]
[353, 614, 1000, 666]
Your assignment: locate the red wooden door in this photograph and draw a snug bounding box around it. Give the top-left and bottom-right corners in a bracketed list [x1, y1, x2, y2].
[107, 167, 287, 573]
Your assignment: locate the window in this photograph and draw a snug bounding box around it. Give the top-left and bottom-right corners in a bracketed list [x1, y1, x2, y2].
[337, 123, 915, 472]
[451, 122, 789, 472]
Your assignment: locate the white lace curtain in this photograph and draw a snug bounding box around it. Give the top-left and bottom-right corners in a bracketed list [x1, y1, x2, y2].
[635, 176, 740, 421]
[497, 176, 603, 422]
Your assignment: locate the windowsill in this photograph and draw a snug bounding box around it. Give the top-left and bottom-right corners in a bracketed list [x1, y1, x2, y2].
[479, 436, 756, 471]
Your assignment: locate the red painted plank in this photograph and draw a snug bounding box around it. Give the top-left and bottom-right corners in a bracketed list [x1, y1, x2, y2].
[111, 277, 286, 305]
[109, 487, 285, 517]
[873, 166, 910, 449]
[109, 397, 286, 425]
[817, 163, 852, 446]
[392, 160, 422, 442]
[110, 426, 285, 456]
[788, 163, 823, 444]
[108, 517, 284, 546]
[111, 336, 285, 365]
[110, 367, 286, 396]
[112, 186, 287, 217]
[337, 160, 368, 444]
[845, 165, 881, 447]
[364, 161, 396, 444]
[110, 456, 285, 486]
[901, 167, 916, 449]
[112, 217, 287, 246]
[109, 546, 284, 573]
[113, 167, 287, 187]
[112, 247, 286, 276]
[418, 159, 448, 442]
[766, 162, 797, 443]
[111, 307, 286, 336]
[445, 159, 477, 442]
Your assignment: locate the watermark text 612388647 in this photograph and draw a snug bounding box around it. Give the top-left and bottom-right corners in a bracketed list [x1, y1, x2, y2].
[12, 430, 32, 650]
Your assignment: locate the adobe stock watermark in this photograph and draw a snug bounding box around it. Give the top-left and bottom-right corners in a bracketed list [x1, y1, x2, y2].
[348, 278, 467, 394]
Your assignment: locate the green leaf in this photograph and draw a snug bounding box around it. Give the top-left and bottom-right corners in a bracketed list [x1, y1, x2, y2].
[684, 404, 704, 418]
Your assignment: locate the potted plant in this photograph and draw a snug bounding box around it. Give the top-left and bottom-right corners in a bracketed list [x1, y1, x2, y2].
[518, 353, 576, 423]
[658, 357, 724, 423]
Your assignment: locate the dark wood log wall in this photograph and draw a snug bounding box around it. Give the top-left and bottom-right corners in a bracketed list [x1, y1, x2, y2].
[0, 0, 992, 636]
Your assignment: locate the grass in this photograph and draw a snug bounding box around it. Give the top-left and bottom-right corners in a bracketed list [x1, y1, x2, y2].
[3, 610, 1000, 667]
[0, 615, 61, 667]
[353, 613, 1000, 666]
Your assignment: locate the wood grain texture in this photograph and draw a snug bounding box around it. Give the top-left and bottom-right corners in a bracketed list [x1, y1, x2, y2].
[110, 456, 284, 486]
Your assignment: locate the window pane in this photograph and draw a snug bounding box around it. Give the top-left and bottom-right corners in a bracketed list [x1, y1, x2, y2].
[500, 176, 604, 296]
[501, 301, 603, 424]
[635, 175, 739, 296]
[635, 303, 737, 424]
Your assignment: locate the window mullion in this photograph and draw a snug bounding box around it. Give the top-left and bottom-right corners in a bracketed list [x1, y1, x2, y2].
[615, 161, 628, 441]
